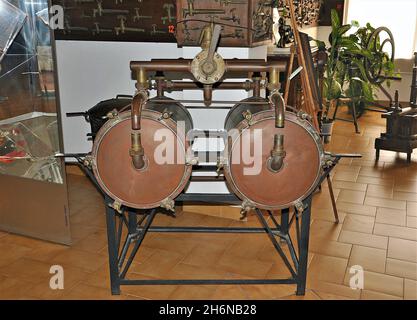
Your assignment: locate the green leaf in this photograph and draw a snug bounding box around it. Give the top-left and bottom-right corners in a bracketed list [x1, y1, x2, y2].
[324, 79, 342, 100]
[351, 20, 360, 28]
[313, 39, 326, 51]
[351, 58, 369, 80]
[331, 9, 341, 32]
[338, 24, 352, 36]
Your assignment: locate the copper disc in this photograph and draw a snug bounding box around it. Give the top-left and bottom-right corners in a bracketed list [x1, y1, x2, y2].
[92, 111, 191, 209]
[224, 111, 323, 210]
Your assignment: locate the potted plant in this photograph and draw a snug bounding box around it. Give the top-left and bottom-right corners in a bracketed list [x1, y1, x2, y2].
[316, 9, 398, 140]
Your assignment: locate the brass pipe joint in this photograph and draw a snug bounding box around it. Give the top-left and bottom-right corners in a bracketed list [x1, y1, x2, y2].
[130, 90, 148, 170]
[131, 90, 148, 130]
[268, 134, 286, 173]
[130, 132, 146, 170]
[269, 90, 285, 128]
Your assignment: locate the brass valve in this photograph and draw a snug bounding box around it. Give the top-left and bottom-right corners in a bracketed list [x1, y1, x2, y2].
[191, 24, 225, 84]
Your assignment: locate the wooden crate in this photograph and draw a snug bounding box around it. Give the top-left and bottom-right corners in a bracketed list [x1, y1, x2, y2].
[175, 0, 273, 47]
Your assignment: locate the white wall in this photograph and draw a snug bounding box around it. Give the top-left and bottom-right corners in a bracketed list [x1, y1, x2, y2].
[56, 41, 183, 154]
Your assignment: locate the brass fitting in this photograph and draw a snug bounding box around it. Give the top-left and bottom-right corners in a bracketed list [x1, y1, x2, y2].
[268, 134, 286, 173]
[268, 68, 280, 91]
[203, 84, 212, 106]
[129, 132, 146, 170]
[199, 24, 213, 50]
[269, 91, 285, 128]
[252, 76, 262, 97]
[131, 90, 148, 130]
[136, 68, 148, 90]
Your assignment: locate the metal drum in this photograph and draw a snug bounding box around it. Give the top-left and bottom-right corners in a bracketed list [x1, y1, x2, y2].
[223, 98, 324, 211]
[224, 97, 272, 132]
[91, 97, 193, 209]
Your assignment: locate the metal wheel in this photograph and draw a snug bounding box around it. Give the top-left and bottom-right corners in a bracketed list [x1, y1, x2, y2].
[365, 27, 395, 84]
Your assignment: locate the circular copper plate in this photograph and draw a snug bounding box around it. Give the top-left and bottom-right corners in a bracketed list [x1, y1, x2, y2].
[92, 110, 192, 209]
[224, 110, 323, 210]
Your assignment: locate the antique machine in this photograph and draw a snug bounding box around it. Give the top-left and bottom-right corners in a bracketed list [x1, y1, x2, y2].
[67, 95, 133, 141]
[375, 52, 417, 163]
[223, 93, 323, 213]
[66, 0, 360, 297]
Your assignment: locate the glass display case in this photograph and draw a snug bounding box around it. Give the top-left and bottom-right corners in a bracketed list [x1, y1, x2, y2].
[0, 0, 71, 244]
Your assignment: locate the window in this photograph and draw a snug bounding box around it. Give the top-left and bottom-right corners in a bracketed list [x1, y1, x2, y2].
[345, 0, 417, 59]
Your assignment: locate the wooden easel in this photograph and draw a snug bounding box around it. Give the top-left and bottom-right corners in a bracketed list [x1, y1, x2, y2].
[284, 0, 339, 223]
[285, 0, 320, 130]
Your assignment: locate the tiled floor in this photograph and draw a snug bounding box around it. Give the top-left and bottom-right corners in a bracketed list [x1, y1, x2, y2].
[0, 110, 416, 300]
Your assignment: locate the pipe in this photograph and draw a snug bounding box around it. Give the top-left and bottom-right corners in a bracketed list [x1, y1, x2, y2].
[131, 91, 147, 130]
[130, 132, 145, 170]
[203, 85, 212, 106]
[164, 80, 254, 91]
[270, 91, 285, 128]
[268, 134, 286, 173]
[130, 91, 147, 170]
[252, 76, 261, 97]
[130, 59, 286, 74]
[155, 76, 165, 97]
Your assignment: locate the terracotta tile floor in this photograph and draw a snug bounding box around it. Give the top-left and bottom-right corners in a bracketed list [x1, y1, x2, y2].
[1, 110, 417, 300]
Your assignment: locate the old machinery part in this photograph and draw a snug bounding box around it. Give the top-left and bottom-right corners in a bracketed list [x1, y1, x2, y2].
[191, 24, 225, 85]
[224, 102, 324, 210]
[130, 91, 147, 170]
[267, 134, 286, 173]
[91, 98, 193, 209]
[270, 90, 285, 128]
[365, 26, 396, 85]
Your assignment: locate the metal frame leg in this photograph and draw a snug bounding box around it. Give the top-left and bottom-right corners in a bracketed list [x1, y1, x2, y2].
[128, 209, 137, 234]
[280, 208, 289, 234]
[296, 196, 312, 296]
[326, 174, 339, 223]
[105, 197, 121, 295]
[254, 209, 298, 279]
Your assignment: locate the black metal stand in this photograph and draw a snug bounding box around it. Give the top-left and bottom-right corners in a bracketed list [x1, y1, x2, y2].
[102, 193, 312, 296]
[71, 153, 355, 297]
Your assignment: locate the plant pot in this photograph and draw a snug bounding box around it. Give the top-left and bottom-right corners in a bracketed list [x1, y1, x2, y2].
[321, 120, 334, 144]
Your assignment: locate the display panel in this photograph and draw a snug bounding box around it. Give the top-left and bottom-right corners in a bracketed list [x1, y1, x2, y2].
[52, 0, 177, 42]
